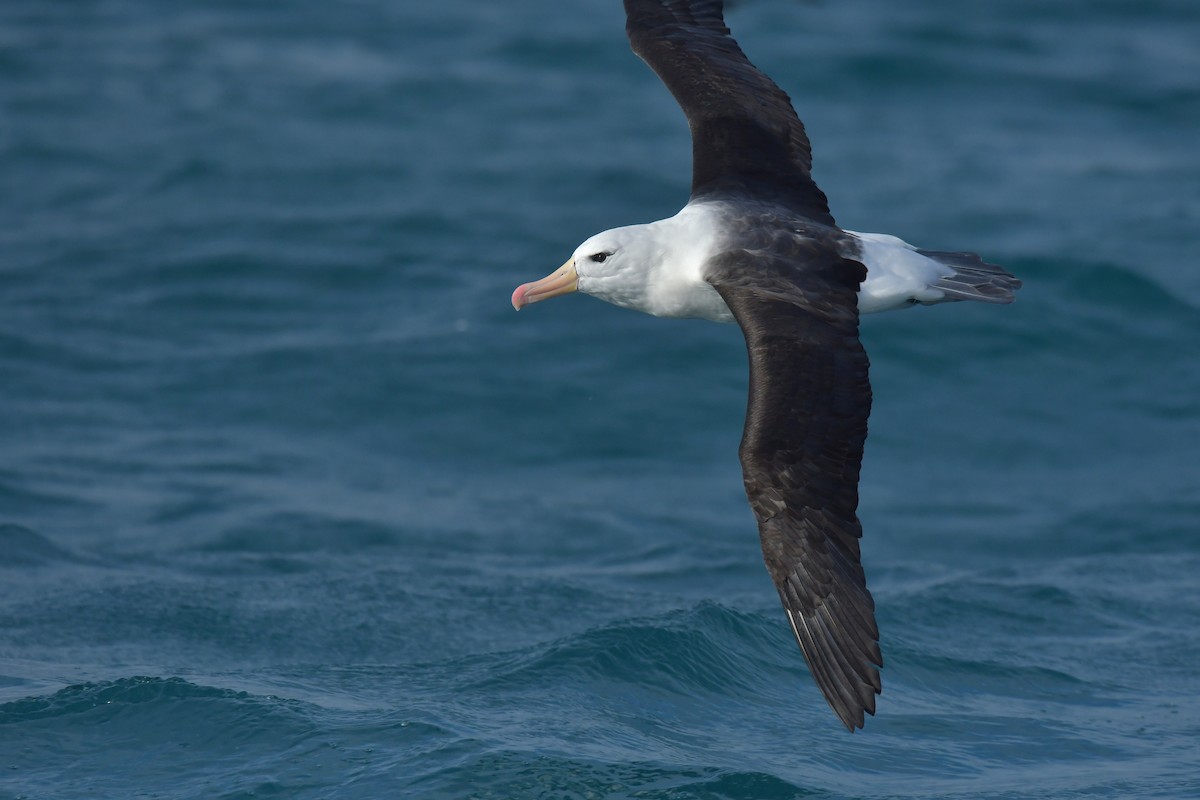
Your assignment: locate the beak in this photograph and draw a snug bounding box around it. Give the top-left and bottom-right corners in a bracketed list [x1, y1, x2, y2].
[512, 259, 578, 310]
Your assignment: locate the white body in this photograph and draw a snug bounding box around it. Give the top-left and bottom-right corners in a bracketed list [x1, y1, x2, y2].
[572, 202, 956, 323]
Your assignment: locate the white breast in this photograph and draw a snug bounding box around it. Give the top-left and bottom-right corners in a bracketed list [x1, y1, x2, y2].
[642, 204, 736, 323]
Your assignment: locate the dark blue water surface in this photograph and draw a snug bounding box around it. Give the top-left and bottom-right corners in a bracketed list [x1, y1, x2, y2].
[3, 0, 1199, 797]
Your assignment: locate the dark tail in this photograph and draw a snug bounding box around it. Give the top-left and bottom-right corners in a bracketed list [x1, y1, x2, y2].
[918, 249, 1022, 304]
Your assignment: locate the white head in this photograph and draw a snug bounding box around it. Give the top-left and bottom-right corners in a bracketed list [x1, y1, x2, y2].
[511, 224, 660, 314]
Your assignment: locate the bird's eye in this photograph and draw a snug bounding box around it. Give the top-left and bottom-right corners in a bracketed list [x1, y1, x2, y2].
[589, 252, 611, 263]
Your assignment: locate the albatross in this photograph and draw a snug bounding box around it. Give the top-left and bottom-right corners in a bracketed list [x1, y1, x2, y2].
[511, 0, 1020, 731]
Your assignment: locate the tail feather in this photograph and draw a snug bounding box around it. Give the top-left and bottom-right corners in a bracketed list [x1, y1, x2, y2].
[917, 249, 1022, 304]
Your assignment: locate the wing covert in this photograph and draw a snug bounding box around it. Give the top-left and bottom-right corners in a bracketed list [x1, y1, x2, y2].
[708, 243, 881, 730]
[624, 0, 834, 224]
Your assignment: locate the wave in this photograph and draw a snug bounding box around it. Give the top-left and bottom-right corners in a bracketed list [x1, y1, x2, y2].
[197, 513, 402, 556]
[0, 524, 81, 567]
[0, 676, 258, 722]
[467, 602, 788, 698]
[412, 749, 817, 799]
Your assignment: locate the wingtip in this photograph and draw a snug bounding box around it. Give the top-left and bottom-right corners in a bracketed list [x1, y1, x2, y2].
[783, 601, 882, 732]
[835, 692, 877, 733]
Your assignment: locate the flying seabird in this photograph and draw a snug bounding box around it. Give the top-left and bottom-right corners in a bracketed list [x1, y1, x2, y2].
[511, 0, 1021, 731]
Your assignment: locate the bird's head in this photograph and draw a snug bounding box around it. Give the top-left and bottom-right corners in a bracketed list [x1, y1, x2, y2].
[511, 225, 656, 313]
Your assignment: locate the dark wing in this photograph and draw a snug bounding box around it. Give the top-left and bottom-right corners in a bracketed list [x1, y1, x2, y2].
[624, 0, 834, 224]
[707, 240, 881, 731]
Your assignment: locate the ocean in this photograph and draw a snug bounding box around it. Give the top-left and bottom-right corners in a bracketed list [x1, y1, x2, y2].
[2, 0, 1198, 797]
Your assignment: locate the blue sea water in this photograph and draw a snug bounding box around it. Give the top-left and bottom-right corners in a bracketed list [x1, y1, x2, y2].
[2, 0, 1199, 797]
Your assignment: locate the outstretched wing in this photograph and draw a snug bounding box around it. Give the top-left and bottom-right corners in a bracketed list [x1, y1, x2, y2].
[624, 0, 834, 224]
[707, 240, 881, 731]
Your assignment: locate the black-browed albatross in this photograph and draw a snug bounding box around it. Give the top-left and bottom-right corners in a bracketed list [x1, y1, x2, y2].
[511, 0, 1021, 731]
